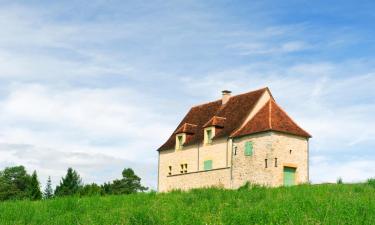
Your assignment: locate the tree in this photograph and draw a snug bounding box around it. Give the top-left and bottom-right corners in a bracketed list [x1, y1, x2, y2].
[107, 168, 148, 195]
[43, 176, 54, 199]
[54, 168, 83, 197]
[29, 171, 42, 200]
[0, 166, 31, 201]
[79, 183, 103, 196]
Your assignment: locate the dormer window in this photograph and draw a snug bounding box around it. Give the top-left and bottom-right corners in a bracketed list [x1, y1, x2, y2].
[204, 127, 214, 145]
[206, 129, 212, 143]
[175, 134, 185, 150]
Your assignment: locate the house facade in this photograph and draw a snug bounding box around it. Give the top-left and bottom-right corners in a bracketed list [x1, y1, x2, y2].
[157, 88, 311, 192]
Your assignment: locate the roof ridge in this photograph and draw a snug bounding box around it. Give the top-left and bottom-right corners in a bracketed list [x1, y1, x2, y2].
[268, 100, 272, 129]
[190, 87, 268, 109]
[270, 100, 311, 137]
[190, 99, 221, 108]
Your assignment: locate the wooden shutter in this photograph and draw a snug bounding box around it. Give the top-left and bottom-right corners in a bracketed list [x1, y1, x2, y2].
[204, 160, 212, 170]
[244, 141, 253, 156]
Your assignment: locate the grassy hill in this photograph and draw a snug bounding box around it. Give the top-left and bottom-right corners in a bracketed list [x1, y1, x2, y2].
[0, 183, 374, 225]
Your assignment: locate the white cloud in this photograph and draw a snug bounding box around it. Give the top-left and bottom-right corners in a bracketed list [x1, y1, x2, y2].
[310, 156, 375, 183]
[0, 83, 173, 189]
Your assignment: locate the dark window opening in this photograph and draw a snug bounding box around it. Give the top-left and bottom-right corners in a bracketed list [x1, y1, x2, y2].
[265, 159, 268, 168]
[275, 158, 278, 167]
[234, 146, 237, 155]
[289, 150, 292, 154]
[168, 166, 172, 176]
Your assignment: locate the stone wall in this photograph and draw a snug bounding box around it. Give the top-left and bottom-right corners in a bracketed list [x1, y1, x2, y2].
[231, 131, 308, 188]
[158, 137, 230, 192]
[159, 167, 231, 192]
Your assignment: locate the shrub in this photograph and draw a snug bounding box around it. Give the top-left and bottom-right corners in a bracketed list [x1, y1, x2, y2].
[367, 178, 375, 187]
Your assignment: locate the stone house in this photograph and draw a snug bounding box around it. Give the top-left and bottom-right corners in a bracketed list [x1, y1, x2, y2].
[157, 87, 311, 192]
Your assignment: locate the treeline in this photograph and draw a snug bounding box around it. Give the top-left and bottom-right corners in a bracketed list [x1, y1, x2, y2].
[0, 166, 148, 201]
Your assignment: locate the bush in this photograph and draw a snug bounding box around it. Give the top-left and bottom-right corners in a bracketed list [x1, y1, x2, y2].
[367, 178, 375, 187]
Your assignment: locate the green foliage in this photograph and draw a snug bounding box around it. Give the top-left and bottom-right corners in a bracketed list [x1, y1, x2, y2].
[0, 166, 35, 201]
[367, 178, 375, 188]
[43, 176, 54, 199]
[54, 168, 83, 197]
[29, 171, 42, 200]
[0, 183, 374, 225]
[103, 168, 148, 195]
[79, 183, 103, 196]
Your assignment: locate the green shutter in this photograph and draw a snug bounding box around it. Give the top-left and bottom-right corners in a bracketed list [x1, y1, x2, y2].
[204, 160, 212, 170]
[283, 167, 296, 186]
[244, 141, 253, 156]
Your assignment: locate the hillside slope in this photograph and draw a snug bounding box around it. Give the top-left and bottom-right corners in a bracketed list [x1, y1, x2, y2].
[0, 183, 374, 225]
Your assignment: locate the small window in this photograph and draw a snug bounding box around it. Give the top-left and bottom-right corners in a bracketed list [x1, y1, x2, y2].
[184, 164, 188, 173]
[275, 158, 278, 167]
[265, 159, 268, 168]
[180, 164, 184, 173]
[289, 150, 292, 154]
[204, 160, 213, 171]
[244, 141, 253, 156]
[177, 135, 183, 150]
[206, 129, 213, 144]
[168, 166, 172, 176]
[233, 146, 237, 155]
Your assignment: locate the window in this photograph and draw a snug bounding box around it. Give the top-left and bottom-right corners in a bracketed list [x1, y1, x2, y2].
[244, 141, 253, 156]
[204, 160, 213, 170]
[265, 159, 268, 168]
[233, 146, 237, 155]
[177, 135, 184, 150]
[206, 129, 213, 144]
[180, 164, 188, 173]
[289, 150, 292, 154]
[168, 166, 172, 176]
[275, 158, 278, 167]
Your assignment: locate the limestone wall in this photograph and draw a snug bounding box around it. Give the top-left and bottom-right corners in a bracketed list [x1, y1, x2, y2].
[159, 167, 231, 192]
[231, 131, 308, 188]
[158, 137, 230, 192]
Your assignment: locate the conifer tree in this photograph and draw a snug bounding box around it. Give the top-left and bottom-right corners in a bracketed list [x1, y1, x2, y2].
[43, 176, 53, 199]
[29, 171, 42, 200]
[54, 168, 83, 196]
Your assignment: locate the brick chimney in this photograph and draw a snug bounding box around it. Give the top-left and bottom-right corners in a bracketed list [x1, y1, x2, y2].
[222, 90, 232, 104]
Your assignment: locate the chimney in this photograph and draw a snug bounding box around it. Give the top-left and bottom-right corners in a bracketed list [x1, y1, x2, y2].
[221, 90, 232, 104]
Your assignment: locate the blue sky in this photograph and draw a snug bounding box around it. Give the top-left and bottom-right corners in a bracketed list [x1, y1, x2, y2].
[0, 0, 374, 189]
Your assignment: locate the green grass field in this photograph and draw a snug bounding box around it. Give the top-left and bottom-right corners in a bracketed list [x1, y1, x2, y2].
[0, 183, 374, 225]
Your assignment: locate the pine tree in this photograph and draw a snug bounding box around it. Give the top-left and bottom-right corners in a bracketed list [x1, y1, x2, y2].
[29, 171, 42, 200]
[110, 168, 148, 195]
[43, 176, 53, 199]
[54, 168, 83, 196]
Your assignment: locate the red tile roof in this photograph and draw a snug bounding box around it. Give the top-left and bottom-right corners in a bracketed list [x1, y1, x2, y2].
[203, 116, 226, 128]
[232, 100, 311, 138]
[174, 123, 197, 134]
[158, 88, 310, 151]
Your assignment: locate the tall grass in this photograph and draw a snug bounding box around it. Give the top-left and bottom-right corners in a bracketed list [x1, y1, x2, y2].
[0, 183, 374, 225]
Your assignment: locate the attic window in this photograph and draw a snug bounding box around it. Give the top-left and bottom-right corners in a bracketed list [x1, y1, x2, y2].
[205, 128, 213, 144]
[176, 134, 185, 150]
